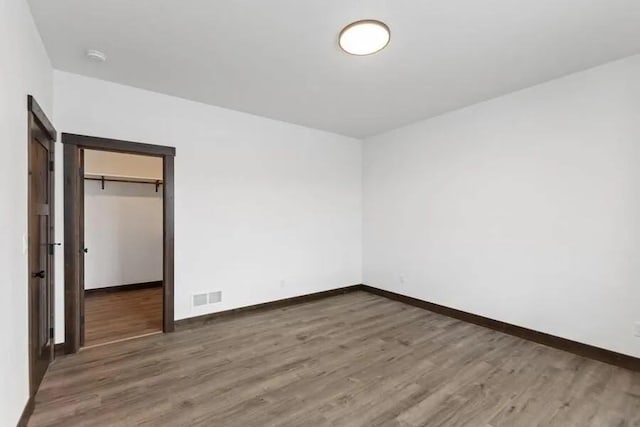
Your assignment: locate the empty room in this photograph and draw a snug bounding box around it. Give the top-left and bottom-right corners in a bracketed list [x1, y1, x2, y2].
[2, 0, 640, 426]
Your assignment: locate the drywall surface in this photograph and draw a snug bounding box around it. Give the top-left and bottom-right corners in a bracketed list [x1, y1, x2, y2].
[84, 180, 163, 289]
[53, 70, 363, 342]
[363, 55, 640, 357]
[0, 0, 53, 424]
[84, 151, 163, 289]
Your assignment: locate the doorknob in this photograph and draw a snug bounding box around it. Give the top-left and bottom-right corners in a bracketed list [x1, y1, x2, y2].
[82, 248, 88, 254]
[32, 270, 45, 278]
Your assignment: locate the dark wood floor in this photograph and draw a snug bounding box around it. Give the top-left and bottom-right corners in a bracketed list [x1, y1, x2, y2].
[84, 287, 162, 347]
[31, 291, 640, 426]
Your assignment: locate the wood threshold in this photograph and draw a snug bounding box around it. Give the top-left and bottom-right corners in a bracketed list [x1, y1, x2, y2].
[81, 331, 163, 350]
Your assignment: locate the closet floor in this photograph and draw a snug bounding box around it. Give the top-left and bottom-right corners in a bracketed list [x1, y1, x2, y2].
[84, 287, 163, 347]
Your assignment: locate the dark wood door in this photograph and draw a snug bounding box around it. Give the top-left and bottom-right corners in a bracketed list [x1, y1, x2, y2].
[28, 117, 54, 393]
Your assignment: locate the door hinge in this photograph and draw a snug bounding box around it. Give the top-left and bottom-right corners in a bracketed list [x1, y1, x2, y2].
[49, 327, 54, 339]
[49, 160, 54, 172]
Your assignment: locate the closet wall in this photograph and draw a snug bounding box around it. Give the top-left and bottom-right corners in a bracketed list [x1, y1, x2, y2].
[84, 150, 163, 289]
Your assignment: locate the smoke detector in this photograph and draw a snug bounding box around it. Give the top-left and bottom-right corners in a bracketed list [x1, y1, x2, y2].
[86, 49, 107, 62]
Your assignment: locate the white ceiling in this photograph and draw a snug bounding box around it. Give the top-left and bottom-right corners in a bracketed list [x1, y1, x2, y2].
[28, 0, 640, 138]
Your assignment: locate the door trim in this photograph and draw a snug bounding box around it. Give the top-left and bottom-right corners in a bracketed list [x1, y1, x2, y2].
[61, 133, 176, 354]
[27, 95, 56, 396]
[28, 95, 57, 141]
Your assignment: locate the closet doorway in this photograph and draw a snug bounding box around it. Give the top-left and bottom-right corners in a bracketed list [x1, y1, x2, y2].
[82, 149, 164, 346]
[62, 134, 175, 354]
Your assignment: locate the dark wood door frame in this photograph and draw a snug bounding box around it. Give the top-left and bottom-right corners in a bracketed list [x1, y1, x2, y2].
[27, 95, 57, 395]
[61, 133, 176, 354]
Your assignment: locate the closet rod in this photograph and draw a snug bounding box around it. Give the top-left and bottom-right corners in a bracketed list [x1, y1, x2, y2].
[84, 176, 163, 192]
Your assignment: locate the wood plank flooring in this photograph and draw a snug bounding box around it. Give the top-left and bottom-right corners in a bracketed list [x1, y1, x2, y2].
[31, 291, 640, 426]
[84, 287, 162, 347]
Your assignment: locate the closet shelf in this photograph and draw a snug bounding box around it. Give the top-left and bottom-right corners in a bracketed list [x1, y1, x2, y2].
[84, 173, 163, 191]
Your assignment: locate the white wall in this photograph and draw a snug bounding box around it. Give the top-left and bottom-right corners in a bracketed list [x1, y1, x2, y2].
[84, 151, 163, 289]
[0, 0, 53, 424]
[53, 70, 363, 342]
[84, 180, 163, 289]
[364, 54, 640, 358]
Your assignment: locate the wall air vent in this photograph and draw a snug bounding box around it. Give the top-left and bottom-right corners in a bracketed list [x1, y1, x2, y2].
[193, 291, 222, 307]
[193, 293, 208, 307]
[208, 291, 222, 304]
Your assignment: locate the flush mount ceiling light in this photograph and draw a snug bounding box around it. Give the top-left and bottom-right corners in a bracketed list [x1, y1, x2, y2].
[86, 49, 107, 62]
[339, 20, 390, 56]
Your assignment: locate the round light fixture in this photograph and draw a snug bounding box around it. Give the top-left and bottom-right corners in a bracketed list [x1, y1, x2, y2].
[86, 49, 107, 62]
[339, 20, 390, 56]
